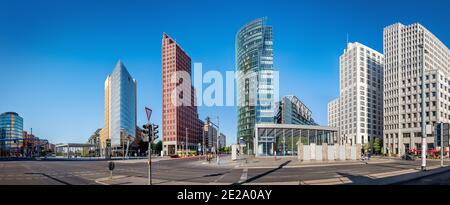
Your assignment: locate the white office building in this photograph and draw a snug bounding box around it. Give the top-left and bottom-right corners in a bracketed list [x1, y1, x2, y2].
[383, 23, 450, 156]
[328, 42, 384, 149]
[327, 97, 340, 129]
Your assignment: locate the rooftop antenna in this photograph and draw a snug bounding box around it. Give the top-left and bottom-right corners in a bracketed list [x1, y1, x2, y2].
[346, 33, 349, 45]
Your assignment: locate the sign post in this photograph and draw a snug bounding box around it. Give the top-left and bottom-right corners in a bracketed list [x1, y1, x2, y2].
[108, 161, 115, 183]
[145, 107, 152, 185]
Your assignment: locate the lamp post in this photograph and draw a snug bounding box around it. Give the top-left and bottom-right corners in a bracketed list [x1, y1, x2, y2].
[185, 128, 188, 157]
[207, 117, 220, 164]
[202, 125, 205, 156]
[419, 39, 429, 171]
[216, 117, 220, 164]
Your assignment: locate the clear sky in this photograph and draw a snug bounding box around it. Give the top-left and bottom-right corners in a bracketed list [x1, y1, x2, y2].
[0, 0, 449, 144]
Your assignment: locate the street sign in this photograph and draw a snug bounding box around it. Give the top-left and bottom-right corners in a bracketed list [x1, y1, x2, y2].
[145, 107, 152, 122]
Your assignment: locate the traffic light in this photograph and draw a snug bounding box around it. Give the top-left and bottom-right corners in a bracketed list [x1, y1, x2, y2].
[151, 124, 159, 142]
[143, 124, 151, 142]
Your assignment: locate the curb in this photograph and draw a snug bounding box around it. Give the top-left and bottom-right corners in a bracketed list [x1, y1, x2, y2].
[237, 159, 395, 169]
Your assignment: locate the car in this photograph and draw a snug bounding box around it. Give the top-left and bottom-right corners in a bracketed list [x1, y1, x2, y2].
[402, 153, 416, 160]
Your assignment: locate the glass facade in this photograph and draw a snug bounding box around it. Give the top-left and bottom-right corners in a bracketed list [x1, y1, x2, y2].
[275, 95, 318, 125]
[236, 18, 275, 154]
[255, 124, 338, 157]
[103, 61, 137, 148]
[0, 112, 24, 154]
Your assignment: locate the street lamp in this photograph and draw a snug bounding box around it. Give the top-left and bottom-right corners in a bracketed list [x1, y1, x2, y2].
[207, 117, 220, 164]
[419, 39, 429, 171]
[216, 117, 220, 164]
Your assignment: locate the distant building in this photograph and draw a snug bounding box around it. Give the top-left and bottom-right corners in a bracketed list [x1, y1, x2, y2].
[219, 133, 226, 149]
[161, 33, 204, 156]
[87, 128, 102, 156]
[100, 60, 137, 157]
[203, 117, 218, 151]
[21, 130, 50, 157]
[327, 97, 340, 129]
[275, 95, 317, 125]
[88, 128, 101, 146]
[0, 112, 24, 157]
[202, 117, 227, 152]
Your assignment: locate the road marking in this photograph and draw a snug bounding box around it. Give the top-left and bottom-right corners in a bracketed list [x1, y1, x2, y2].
[238, 168, 248, 183]
[368, 169, 417, 179]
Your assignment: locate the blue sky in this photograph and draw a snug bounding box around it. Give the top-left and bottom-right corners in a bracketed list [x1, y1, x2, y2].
[0, 0, 449, 144]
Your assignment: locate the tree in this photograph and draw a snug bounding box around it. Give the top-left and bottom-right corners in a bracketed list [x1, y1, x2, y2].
[373, 137, 381, 155]
[363, 143, 370, 154]
[155, 140, 162, 153]
[151, 140, 162, 153]
[220, 146, 231, 153]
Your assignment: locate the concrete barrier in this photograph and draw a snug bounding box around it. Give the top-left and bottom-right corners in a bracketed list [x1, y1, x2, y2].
[339, 146, 346, 160]
[328, 145, 335, 161]
[296, 143, 363, 161]
[316, 145, 323, 161]
[334, 144, 340, 160]
[322, 143, 328, 161]
[356, 144, 362, 160]
[345, 144, 351, 160]
[310, 143, 316, 160]
[304, 145, 311, 161]
[298, 143, 304, 161]
[351, 145, 356, 160]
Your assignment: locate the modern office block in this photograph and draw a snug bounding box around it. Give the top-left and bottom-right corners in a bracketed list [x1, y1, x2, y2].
[161, 33, 204, 156]
[0, 112, 24, 156]
[383, 23, 450, 156]
[328, 42, 384, 149]
[100, 60, 137, 156]
[236, 17, 276, 154]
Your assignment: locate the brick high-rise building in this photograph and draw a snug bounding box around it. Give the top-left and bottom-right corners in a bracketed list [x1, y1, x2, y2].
[162, 33, 203, 156]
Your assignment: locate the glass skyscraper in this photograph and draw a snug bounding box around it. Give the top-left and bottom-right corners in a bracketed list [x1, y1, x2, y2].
[236, 18, 276, 154]
[100, 60, 137, 154]
[0, 112, 23, 156]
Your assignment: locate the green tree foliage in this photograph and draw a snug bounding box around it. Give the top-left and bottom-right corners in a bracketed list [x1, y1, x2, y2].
[373, 137, 381, 154]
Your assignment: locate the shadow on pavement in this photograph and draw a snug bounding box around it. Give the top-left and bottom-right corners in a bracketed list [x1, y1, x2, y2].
[336, 172, 375, 185]
[25, 172, 72, 185]
[235, 160, 292, 185]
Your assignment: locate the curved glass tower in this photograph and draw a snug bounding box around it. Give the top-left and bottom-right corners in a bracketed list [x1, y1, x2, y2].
[0, 112, 23, 155]
[236, 18, 275, 154]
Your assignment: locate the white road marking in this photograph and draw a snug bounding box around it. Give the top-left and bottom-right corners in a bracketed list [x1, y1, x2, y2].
[238, 168, 248, 183]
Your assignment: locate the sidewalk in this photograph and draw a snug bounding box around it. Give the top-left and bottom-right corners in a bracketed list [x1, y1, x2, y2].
[95, 165, 450, 185]
[95, 175, 229, 185]
[191, 155, 398, 169]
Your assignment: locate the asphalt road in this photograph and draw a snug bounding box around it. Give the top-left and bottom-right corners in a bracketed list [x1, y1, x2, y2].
[0, 158, 449, 185]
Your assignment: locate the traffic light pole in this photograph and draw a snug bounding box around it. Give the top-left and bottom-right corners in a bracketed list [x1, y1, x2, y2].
[148, 125, 152, 185]
[441, 124, 444, 167]
[148, 139, 152, 185]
